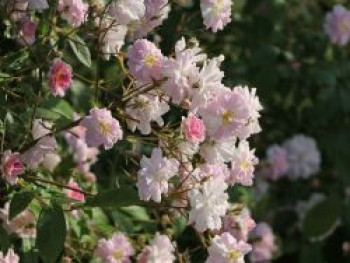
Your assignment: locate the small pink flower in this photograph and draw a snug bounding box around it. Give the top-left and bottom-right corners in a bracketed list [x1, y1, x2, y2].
[17, 16, 37, 46]
[182, 114, 206, 143]
[200, 0, 232, 32]
[1, 150, 23, 185]
[48, 58, 73, 97]
[127, 39, 165, 82]
[81, 108, 123, 150]
[206, 232, 251, 263]
[249, 222, 276, 263]
[65, 179, 85, 202]
[95, 233, 134, 263]
[58, 0, 88, 27]
[137, 234, 175, 263]
[325, 5, 350, 46]
[266, 144, 289, 180]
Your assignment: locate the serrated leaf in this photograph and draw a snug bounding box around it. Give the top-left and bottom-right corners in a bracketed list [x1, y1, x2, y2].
[85, 187, 139, 208]
[68, 35, 91, 68]
[36, 204, 67, 263]
[302, 195, 341, 242]
[9, 191, 35, 220]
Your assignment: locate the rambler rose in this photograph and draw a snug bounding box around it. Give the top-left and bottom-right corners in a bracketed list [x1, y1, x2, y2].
[65, 179, 85, 202]
[57, 0, 88, 27]
[182, 114, 206, 143]
[48, 58, 73, 97]
[1, 150, 23, 185]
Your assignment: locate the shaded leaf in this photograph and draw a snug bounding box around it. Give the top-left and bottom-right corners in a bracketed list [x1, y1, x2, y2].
[69, 35, 91, 68]
[9, 191, 35, 220]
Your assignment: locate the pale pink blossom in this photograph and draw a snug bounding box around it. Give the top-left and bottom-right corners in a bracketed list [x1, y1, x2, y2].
[199, 136, 236, 164]
[234, 86, 262, 140]
[324, 5, 350, 45]
[192, 162, 229, 182]
[81, 108, 123, 150]
[108, 0, 145, 25]
[221, 205, 256, 241]
[65, 179, 85, 202]
[137, 148, 179, 203]
[95, 233, 134, 263]
[17, 16, 37, 46]
[48, 58, 73, 97]
[132, 0, 170, 39]
[125, 90, 169, 135]
[127, 39, 165, 82]
[98, 17, 127, 60]
[137, 234, 175, 263]
[181, 114, 205, 143]
[200, 0, 232, 32]
[206, 232, 251, 263]
[265, 144, 289, 180]
[0, 202, 36, 238]
[191, 55, 226, 113]
[0, 248, 19, 263]
[57, 0, 88, 27]
[188, 177, 229, 232]
[162, 38, 205, 104]
[21, 119, 57, 168]
[200, 89, 249, 140]
[249, 223, 276, 263]
[229, 140, 258, 186]
[283, 134, 321, 179]
[1, 150, 23, 185]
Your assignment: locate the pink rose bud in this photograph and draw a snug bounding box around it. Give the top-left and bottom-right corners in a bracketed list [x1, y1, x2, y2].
[182, 114, 206, 143]
[1, 150, 23, 185]
[65, 179, 85, 202]
[48, 58, 73, 97]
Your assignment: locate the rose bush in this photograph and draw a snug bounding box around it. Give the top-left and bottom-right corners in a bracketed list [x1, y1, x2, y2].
[0, 0, 350, 263]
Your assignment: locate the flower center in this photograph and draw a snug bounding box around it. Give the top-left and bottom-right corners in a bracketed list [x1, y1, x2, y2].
[113, 249, 124, 260]
[227, 249, 241, 261]
[240, 160, 251, 170]
[144, 54, 158, 67]
[98, 121, 111, 136]
[222, 111, 234, 125]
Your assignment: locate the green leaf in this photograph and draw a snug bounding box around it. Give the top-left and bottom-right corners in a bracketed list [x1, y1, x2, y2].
[9, 191, 35, 220]
[0, 225, 11, 251]
[37, 98, 73, 121]
[36, 204, 67, 263]
[68, 35, 91, 68]
[85, 187, 139, 208]
[120, 206, 150, 221]
[302, 195, 342, 242]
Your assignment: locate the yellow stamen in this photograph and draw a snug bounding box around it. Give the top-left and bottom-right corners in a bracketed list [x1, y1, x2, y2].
[144, 54, 158, 67]
[113, 249, 124, 260]
[98, 121, 111, 136]
[228, 249, 241, 261]
[222, 111, 234, 125]
[240, 160, 251, 170]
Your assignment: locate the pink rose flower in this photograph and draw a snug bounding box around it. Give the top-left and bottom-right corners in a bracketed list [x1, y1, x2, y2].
[48, 58, 73, 97]
[200, 0, 232, 32]
[0, 248, 19, 263]
[58, 0, 88, 28]
[95, 233, 134, 263]
[325, 5, 350, 46]
[127, 39, 165, 82]
[1, 150, 23, 185]
[265, 144, 289, 180]
[81, 108, 123, 150]
[182, 114, 206, 143]
[65, 179, 85, 202]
